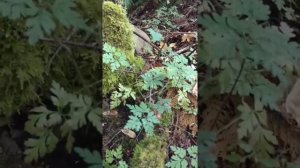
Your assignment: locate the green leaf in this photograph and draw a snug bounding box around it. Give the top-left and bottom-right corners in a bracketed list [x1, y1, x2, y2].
[24, 132, 58, 163]
[87, 108, 101, 133]
[51, 0, 87, 29]
[147, 28, 163, 42]
[74, 147, 102, 168]
[125, 102, 160, 136]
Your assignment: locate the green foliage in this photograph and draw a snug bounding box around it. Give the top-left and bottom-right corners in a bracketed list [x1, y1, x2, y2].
[103, 43, 130, 71]
[142, 55, 196, 92]
[150, 97, 171, 114]
[0, 0, 101, 122]
[74, 147, 102, 168]
[165, 146, 197, 168]
[199, 0, 300, 166]
[143, 6, 183, 30]
[0, 0, 102, 165]
[110, 83, 136, 109]
[104, 145, 129, 168]
[0, 0, 89, 44]
[124, 102, 160, 136]
[200, 0, 300, 110]
[130, 135, 167, 168]
[141, 54, 197, 114]
[147, 28, 164, 42]
[232, 101, 279, 167]
[24, 81, 101, 163]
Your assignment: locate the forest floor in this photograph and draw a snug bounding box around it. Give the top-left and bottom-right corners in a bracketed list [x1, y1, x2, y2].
[102, 0, 199, 165]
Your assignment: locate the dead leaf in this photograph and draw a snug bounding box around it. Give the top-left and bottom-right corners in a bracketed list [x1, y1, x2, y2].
[169, 43, 177, 48]
[159, 42, 168, 51]
[181, 32, 197, 43]
[103, 109, 118, 116]
[121, 128, 136, 138]
[166, 88, 178, 107]
[191, 82, 198, 97]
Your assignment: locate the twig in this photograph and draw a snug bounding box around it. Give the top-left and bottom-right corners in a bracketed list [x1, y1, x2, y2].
[46, 29, 77, 73]
[229, 59, 246, 95]
[160, 31, 197, 35]
[41, 37, 101, 51]
[176, 44, 197, 55]
[104, 129, 122, 146]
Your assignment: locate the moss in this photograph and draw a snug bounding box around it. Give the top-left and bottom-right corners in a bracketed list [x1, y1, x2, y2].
[103, 1, 144, 95]
[161, 112, 172, 127]
[130, 135, 167, 168]
[0, 1, 102, 117]
[0, 19, 49, 117]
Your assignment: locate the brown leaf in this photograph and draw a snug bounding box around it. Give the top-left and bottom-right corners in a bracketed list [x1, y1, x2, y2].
[159, 42, 168, 51]
[181, 32, 197, 43]
[191, 82, 198, 97]
[169, 43, 177, 49]
[103, 110, 118, 116]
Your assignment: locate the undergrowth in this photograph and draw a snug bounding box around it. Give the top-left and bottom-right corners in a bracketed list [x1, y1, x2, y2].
[199, 0, 300, 167]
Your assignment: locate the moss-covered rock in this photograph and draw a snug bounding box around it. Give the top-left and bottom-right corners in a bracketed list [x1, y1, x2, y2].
[130, 135, 168, 168]
[103, 1, 144, 95]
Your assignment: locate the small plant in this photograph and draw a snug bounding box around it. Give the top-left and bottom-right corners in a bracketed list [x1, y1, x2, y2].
[103, 43, 131, 72]
[166, 146, 197, 168]
[104, 145, 128, 168]
[143, 6, 183, 30]
[124, 102, 160, 136]
[141, 54, 197, 114]
[110, 83, 137, 109]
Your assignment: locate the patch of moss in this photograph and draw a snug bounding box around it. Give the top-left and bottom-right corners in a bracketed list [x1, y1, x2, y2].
[130, 135, 167, 168]
[0, 19, 48, 117]
[103, 1, 144, 95]
[161, 112, 172, 127]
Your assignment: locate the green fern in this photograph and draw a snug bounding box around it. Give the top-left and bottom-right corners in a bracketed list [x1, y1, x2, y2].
[166, 146, 198, 168]
[103, 145, 129, 168]
[24, 81, 101, 163]
[124, 102, 160, 136]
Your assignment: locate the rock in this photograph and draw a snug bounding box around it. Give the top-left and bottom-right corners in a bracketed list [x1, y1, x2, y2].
[133, 26, 152, 55]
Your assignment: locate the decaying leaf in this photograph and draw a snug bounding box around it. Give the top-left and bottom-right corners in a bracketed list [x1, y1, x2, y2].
[181, 32, 197, 42]
[121, 128, 136, 138]
[103, 110, 118, 116]
[159, 42, 169, 51]
[169, 43, 177, 48]
[191, 82, 197, 97]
